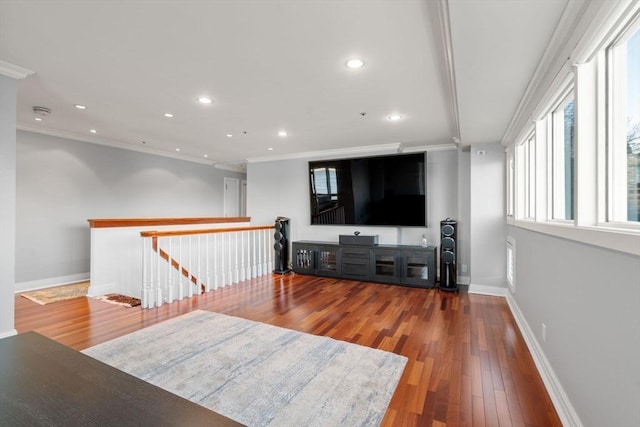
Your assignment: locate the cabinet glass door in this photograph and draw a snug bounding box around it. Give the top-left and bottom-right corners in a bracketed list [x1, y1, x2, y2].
[371, 250, 400, 283]
[316, 247, 340, 277]
[402, 249, 436, 288]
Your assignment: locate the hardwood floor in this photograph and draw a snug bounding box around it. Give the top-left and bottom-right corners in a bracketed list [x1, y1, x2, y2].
[15, 273, 562, 427]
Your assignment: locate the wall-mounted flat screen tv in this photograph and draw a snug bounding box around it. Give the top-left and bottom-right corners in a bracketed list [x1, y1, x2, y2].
[308, 152, 426, 226]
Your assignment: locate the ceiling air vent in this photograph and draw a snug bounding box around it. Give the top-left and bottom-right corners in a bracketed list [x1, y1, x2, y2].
[32, 106, 51, 116]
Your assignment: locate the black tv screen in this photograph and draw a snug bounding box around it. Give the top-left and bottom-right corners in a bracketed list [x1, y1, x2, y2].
[309, 152, 426, 226]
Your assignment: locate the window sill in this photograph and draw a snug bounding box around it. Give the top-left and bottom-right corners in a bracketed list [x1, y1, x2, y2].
[508, 218, 640, 256]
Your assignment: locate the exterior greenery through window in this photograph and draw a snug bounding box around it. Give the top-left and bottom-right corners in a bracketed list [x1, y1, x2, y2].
[625, 27, 640, 221]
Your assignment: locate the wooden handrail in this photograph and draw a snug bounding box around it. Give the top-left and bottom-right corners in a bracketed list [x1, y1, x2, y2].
[88, 217, 251, 228]
[140, 225, 274, 238]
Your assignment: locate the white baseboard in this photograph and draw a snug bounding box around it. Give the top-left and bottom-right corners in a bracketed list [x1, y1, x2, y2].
[14, 273, 90, 293]
[0, 329, 18, 339]
[467, 283, 507, 297]
[505, 293, 583, 427]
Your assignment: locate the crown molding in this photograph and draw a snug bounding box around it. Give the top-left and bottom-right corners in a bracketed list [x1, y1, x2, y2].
[0, 60, 35, 79]
[245, 141, 457, 164]
[437, 0, 461, 143]
[214, 163, 247, 173]
[17, 124, 217, 166]
[500, 0, 590, 147]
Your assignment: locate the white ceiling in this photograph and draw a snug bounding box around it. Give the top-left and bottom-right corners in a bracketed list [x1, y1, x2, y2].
[0, 0, 569, 168]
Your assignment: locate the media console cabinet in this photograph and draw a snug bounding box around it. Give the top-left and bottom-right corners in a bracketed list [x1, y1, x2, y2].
[292, 240, 437, 288]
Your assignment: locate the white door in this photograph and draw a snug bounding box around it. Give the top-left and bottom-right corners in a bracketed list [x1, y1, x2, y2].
[224, 178, 240, 217]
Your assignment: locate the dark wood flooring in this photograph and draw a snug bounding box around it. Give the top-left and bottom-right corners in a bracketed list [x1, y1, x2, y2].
[15, 273, 561, 427]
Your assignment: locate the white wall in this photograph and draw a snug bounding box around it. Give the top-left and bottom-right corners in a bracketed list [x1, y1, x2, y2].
[15, 131, 245, 289]
[470, 143, 505, 290]
[0, 75, 17, 337]
[507, 225, 640, 427]
[247, 149, 459, 266]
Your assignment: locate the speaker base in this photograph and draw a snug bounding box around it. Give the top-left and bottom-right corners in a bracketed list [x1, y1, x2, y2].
[438, 285, 460, 293]
[273, 268, 292, 275]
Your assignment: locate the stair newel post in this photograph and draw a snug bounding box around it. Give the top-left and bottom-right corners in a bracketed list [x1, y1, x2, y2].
[204, 234, 211, 293]
[267, 227, 274, 273]
[141, 236, 150, 308]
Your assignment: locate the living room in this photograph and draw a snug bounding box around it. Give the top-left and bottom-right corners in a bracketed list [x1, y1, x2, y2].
[1, 1, 639, 426]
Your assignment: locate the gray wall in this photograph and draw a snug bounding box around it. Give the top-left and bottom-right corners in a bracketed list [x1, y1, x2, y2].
[247, 149, 460, 265]
[15, 130, 245, 287]
[0, 75, 17, 336]
[470, 143, 505, 288]
[508, 225, 640, 427]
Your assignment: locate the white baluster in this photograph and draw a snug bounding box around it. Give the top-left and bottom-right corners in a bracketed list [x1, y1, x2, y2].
[221, 233, 226, 287]
[204, 234, 211, 293]
[261, 229, 267, 276]
[155, 237, 162, 307]
[252, 230, 258, 278]
[227, 231, 233, 286]
[213, 233, 219, 290]
[240, 231, 246, 282]
[245, 230, 252, 281]
[234, 232, 239, 283]
[197, 234, 202, 295]
[167, 237, 174, 303]
[178, 236, 184, 300]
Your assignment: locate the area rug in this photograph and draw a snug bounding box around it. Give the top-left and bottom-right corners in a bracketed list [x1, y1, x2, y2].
[20, 281, 89, 305]
[83, 310, 407, 427]
[95, 293, 141, 307]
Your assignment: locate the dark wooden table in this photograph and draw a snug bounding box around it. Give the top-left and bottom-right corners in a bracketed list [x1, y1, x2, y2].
[0, 332, 244, 426]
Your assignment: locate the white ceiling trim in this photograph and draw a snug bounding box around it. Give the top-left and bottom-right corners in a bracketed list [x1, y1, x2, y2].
[500, 0, 590, 146]
[17, 123, 216, 166]
[438, 0, 461, 144]
[0, 60, 34, 79]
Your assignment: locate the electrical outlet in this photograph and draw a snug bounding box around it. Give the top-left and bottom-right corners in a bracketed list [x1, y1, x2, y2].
[542, 323, 547, 343]
[461, 264, 468, 273]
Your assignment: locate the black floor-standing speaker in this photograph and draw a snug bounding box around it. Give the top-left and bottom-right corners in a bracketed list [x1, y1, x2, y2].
[438, 218, 459, 292]
[273, 216, 291, 274]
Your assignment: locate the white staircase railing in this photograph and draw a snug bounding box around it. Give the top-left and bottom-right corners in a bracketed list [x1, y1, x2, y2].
[140, 225, 274, 309]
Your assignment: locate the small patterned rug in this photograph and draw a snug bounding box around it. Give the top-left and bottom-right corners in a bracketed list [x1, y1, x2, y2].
[20, 281, 90, 305]
[84, 310, 407, 427]
[95, 294, 142, 308]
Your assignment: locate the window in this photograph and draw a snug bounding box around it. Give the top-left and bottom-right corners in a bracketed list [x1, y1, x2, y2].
[608, 23, 640, 223]
[506, 150, 515, 217]
[515, 134, 536, 219]
[311, 167, 338, 201]
[552, 94, 575, 221]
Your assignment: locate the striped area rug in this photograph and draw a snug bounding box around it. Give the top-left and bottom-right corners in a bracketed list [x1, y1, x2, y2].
[83, 310, 407, 427]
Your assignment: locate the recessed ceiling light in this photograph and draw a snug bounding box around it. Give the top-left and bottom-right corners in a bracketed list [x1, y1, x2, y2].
[175, 148, 180, 152]
[74, 104, 87, 110]
[164, 113, 174, 118]
[387, 115, 403, 121]
[198, 96, 212, 104]
[268, 147, 274, 151]
[34, 117, 43, 121]
[89, 129, 97, 133]
[278, 130, 287, 137]
[346, 58, 364, 69]
[226, 134, 233, 138]
[204, 154, 208, 158]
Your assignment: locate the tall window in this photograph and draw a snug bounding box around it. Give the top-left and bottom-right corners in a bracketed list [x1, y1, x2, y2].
[552, 94, 575, 220]
[608, 22, 640, 223]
